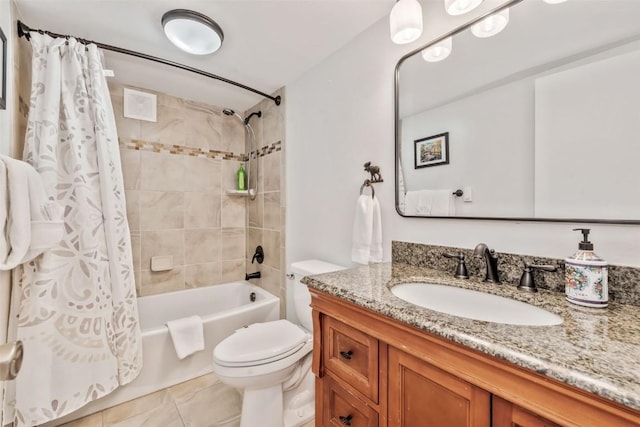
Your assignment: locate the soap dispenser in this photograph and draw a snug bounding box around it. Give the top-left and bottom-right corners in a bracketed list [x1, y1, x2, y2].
[564, 228, 608, 308]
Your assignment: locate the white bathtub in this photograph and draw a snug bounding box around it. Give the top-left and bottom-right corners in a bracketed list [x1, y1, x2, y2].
[48, 282, 279, 426]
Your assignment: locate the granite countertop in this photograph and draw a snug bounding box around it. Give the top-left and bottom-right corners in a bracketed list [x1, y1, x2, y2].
[302, 262, 640, 411]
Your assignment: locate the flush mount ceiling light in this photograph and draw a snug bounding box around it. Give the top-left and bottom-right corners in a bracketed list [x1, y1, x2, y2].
[445, 0, 483, 16]
[543, 0, 568, 3]
[390, 0, 423, 45]
[471, 9, 509, 38]
[162, 9, 224, 55]
[421, 37, 452, 62]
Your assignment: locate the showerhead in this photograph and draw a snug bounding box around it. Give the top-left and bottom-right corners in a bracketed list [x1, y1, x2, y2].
[244, 111, 262, 125]
[222, 107, 259, 200]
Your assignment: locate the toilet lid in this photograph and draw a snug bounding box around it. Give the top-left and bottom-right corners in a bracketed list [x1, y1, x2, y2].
[213, 320, 307, 366]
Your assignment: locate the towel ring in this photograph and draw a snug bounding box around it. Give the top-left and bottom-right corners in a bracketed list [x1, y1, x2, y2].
[360, 180, 375, 198]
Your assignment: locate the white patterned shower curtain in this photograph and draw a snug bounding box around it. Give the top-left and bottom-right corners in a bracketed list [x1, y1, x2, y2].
[5, 34, 142, 426]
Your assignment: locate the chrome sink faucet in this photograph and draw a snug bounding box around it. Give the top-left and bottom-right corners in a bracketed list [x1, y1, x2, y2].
[473, 243, 499, 283]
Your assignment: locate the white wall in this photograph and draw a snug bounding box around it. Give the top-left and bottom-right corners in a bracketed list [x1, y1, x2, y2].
[285, 0, 640, 295]
[401, 79, 533, 217]
[535, 48, 640, 220]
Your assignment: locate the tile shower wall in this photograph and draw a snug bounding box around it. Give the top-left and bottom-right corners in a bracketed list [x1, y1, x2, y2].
[110, 82, 249, 296]
[245, 89, 287, 317]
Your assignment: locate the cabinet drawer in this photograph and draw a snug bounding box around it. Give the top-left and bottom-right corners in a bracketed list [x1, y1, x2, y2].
[323, 375, 379, 427]
[322, 316, 379, 402]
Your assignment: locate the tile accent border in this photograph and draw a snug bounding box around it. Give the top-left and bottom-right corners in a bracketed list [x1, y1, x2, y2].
[392, 240, 640, 306]
[119, 137, 281, 161]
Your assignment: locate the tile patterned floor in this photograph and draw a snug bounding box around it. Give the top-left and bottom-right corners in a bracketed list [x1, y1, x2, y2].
[56, 374, 315, 427]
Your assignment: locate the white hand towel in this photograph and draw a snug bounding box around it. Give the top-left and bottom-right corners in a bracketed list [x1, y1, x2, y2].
[0, 155, 64, 270]
[166, 315, 205, 360]
[0, 161, 8, 263]
[369, 196, 383, 263]
[352, 194, 373, 265]
[403, 190, 420, 215]
[404, 190, 433, 215]
[431, 189, 454, 216]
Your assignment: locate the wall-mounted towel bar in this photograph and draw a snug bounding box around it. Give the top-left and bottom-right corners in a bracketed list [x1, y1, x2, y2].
[360, 180, 375, 198]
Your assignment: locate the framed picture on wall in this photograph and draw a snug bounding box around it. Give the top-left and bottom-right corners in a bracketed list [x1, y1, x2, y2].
[0, 24, 6, 110]
[414, 132, 449, 168]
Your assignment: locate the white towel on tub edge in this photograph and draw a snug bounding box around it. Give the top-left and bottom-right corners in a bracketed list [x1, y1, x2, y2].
[166, 315, 205, 360]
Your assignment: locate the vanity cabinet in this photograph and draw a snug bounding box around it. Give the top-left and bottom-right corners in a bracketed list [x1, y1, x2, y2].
[310, 290, 640, 427]
[388, 347, 490, 426]
[492, 397, 560, 427]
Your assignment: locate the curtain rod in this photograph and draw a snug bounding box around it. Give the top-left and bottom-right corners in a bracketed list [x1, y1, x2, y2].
[16, 20, 282, 106]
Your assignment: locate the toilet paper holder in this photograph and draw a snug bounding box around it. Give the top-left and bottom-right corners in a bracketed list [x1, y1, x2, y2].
[0, 340, 24, 381]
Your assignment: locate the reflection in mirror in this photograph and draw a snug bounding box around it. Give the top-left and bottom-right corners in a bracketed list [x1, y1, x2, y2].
[395, 0, 640, 223]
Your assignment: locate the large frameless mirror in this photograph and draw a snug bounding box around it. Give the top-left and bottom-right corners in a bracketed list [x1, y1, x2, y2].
[395, 0, 640, 223]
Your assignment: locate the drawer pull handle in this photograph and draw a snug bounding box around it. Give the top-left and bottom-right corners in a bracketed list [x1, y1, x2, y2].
[339, 415, 353, 425]
[339, 350, 353, 360]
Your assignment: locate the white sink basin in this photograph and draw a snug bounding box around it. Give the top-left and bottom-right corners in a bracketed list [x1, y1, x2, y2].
[391, 283, 563, 326]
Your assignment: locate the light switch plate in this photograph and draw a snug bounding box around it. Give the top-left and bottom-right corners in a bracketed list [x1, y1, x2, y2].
[463, 187, 473, 202]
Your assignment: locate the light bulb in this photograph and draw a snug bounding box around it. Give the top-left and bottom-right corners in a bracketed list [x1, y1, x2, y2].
[444, 0, 483, 16]
[421, 37, 452, 62]
[162, 10, 224, 55]
[390, 0, 424, 44]
[471, 9, 509, 38]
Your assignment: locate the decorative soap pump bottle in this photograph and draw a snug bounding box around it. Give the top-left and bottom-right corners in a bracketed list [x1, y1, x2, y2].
[237, 164, 246, 191]
[564, 228, 608, 308]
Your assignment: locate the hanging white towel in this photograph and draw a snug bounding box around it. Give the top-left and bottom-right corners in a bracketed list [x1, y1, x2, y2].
[0, 155, 63, 270]
[166, 315, 205, 360]
[352, 194, 373, 264]
[404, 189, 454, 216]
[431, 189, 455, 216]
[351, 194, 383, 264]
[404, 190, 433, 215]
[370, 196, 383, 263]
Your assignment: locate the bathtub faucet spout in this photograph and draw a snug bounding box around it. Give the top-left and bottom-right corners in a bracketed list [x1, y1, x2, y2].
[245, 271, 261, 280]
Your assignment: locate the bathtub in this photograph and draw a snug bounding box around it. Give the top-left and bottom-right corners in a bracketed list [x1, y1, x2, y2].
[48, 281, 279, 425]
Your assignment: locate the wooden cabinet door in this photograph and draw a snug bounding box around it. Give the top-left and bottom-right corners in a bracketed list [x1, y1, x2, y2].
[492, 396, 562, 427]
[388, 347, 490, 427]
[322, 375, 379, 427]
[323, 316, 379, 402]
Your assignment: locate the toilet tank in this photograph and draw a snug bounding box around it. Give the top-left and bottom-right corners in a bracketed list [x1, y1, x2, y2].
[290, 260, 345, 332]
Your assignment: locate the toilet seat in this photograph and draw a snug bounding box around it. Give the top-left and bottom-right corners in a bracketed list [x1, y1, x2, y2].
[214, 319, 307, 367]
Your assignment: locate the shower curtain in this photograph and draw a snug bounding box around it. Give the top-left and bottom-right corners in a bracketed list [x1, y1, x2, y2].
[5, 34, 142, 426]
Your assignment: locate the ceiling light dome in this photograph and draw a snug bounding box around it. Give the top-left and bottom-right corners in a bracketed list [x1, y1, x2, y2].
[390, 0, 423, 45]
[445, 0, 483, 16]
[162, 9, 224, 55]
[543, 0, 568, 3]
[421, 37, 452, 62]
[471, 9, 509, 38]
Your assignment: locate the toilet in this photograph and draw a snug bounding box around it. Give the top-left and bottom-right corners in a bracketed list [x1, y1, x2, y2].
[212, 260, 345, 427]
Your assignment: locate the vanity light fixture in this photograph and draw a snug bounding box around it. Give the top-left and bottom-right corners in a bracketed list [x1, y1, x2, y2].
[421, 37, 452, 62]
[444, 0, 483, 16]
[390, 0, 423, 45]
[470, 9, 509, 38]
[162, 9, 224, 55]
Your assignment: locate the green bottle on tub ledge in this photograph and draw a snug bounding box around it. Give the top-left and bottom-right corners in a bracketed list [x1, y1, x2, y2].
[564, 228, 608, 308]
[237, 164, 246, 191]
